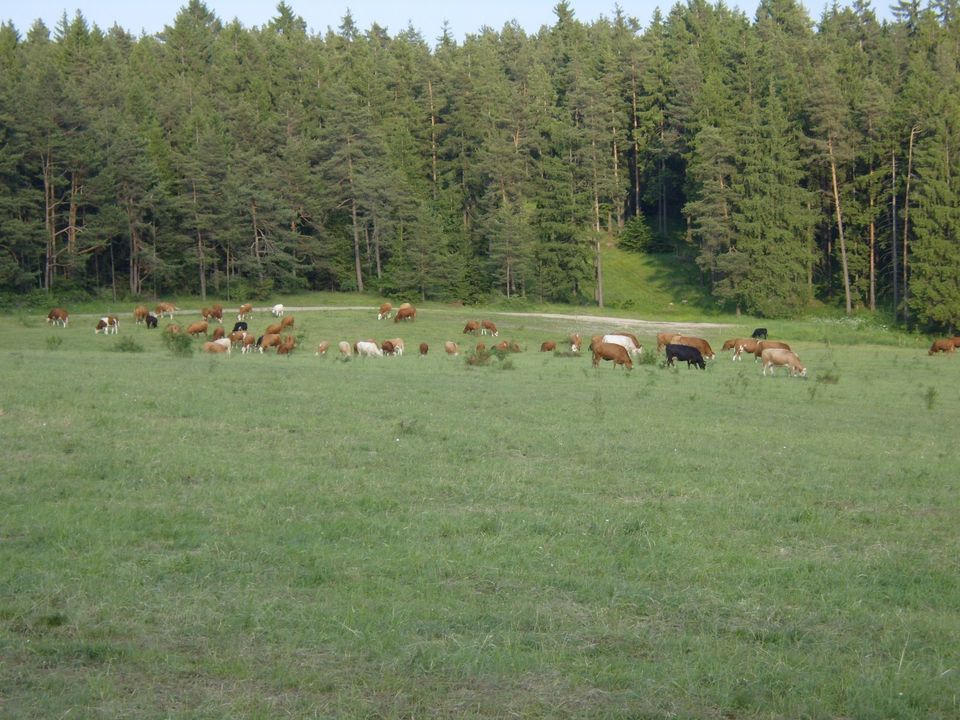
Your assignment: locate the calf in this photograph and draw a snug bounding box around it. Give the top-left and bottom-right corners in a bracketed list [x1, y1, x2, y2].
[540, 341, 556, 352]
[145, 313, 158, 329]
[47, 307, 69, 327]
[761, 348, 806, 377]
[665, 343, 705, 369]
[481, 319, 499, 336]
[592, 341, 633, 370]
[377, 302, 393, 320]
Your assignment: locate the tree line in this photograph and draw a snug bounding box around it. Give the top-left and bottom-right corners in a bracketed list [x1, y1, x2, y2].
[1, 0, 958, 327]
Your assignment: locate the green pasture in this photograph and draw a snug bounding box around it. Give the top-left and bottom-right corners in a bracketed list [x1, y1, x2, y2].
[1, 303, 958, 719]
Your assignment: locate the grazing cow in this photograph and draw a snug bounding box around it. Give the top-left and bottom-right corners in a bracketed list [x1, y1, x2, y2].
[752, 327, 768, 340]
[665, 343, 705, 369]
[315, 341, 330, 356]
[186, 321, 209, 337]
[241, 334, 257, 353]
[133, 305, 149, 324]
[671, 335, 715, 360]
[752, 340, 791, 361]
[481, 320, 499, 336]
[338, 341, 352, 357]
[494, 340, 510, 352]
[145, 314, 158, 329]
[656, 331, 683, 352]
[203, 341, 229, 354]
[47, 307, 69, 327]
[540, 341, 556, 352]
[602, 334, 643, 356]
[569, 334, 581, 353]
[419, 342, 429, 356]
[444, 341, 459, 356]
[762, 348, 806, 377]
[259, 333, 281, 352]
[213, 337, 232, 351]
[202, 306, 223, 324]
[237, 303, 253, 320]
[264, 322, 283, 336]
[384, 338, 404, 356]
[953, 337, 960, 348]
[356, 340, 383, 357]
[271, 304, 284, 317]
[592, 341, 633, 370]
[463, 320, 480, 335]
[929, 339, 956, 355]
[733, 339, 762, 361]
[395, 305, 416, 322]
[232, 321, 248, 333]
[95, 316, 120, 335]
[377, 302, 393, 320]
[229, 331, 247, 347]
[721, 338, 742, 352]
[211, 326, 225, 341]
[155, 302, 177, 319]
[280, 315, 294, 329]
[277, 335, 296, 355]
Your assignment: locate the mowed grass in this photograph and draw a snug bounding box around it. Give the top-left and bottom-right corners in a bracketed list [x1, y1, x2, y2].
[1, 304, 959, 719]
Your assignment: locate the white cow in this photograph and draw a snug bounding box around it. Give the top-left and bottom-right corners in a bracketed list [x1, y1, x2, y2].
[356, 340, 383, 357]
[271, 304, 284, 317]
[602, 334, 642, 356]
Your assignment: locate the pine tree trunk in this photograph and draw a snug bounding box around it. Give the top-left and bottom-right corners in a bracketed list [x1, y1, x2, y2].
[43, 151, 56, 291]
[902, 126, 918, 323]
[828, 137, 852, 315]
[595, 234, 604, 308]
[891, 152, 899, 317]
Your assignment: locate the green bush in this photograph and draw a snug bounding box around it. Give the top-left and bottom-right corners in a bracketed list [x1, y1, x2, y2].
[162, 329, 193, 357]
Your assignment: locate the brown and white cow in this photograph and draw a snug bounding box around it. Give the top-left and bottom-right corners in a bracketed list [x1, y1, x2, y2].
[259, 333, 282, 352]
[338, 340, 352, 357]
[384, 338, 404, 356]
[133, 305, 149, 325]
[481, 320, 499, 336]
[394, 305, 416, 322]
[203, 341, 229, 354]
[569, 334, 582, 353]
[229, 330, 247, 348]
[929, 339, 956, 355]
[671, 335, 715, 360]
[95, 315, 120, 334]
[444, 341, 459, 356]
[761, 348, 806, 377]
[540, 341, 556, 352]
[377, 302, 393, 320]
[186, 321, 208, 337]
[753, 340, 791, 361]
[592, 342, 633, 370]
[155, 302, 178, 319]
[201, 306, 223, 324]
[276, 335, 296, 355]
[237, 303, 254, 321]
[47, 307, 69, 327]
[315, 341, 330, 356]
[242, 333, 258, 353]
[732, 338, 761, 361]
[463, 320, 480, 335]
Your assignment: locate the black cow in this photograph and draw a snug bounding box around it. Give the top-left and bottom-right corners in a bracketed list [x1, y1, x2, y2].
[145, 313, 158, 329]
[233, 321, 248, 333]
[751, 327, 768, 340]
[666, 343, 706, 369]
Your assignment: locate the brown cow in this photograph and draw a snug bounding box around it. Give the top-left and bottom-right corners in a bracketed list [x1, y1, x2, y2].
[444, 341, 459, 356]
[592, 342, 633, 369]
[280, 315, 295, 329]
[395, 305, 416, 322]
[237, 303, 253, 320]
[732, 338, 761, 361]
[259, 333, 281, 352]
[481, 320, 499, 336]
[229, 330, 247, 347]
[381, 340, 395, 355]
[761, 348, 806, 377]
[277, 335, 296, 355]
[753, 340, 791, 361]
[155, 302, 178, 319]
[211, 326, 225, 341]
[419, 342, 429, 356]
[540, 341, 556, 352]
[47, 307, 69, 327]
[186, 321, 209, 337]
[384, 338, 405, 356]
[133, 305, 149, 325]
[672, 335, 715, 360]
[463, 320, 480, 335]
[656, 332, 681, 352]
[929, 339, 956, 355]
[241, 333, 257, 353]
[315, 341, 330, 356]
[264, 322, 283, 336]
[203, 341, 229, 354]
[202, 306, 223, 323]
[494, 340, 510, 352]
[377, 302, 393, 320]
[569, 334, 582, 353]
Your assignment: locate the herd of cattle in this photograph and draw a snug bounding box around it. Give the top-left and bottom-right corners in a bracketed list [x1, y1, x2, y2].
[41, 301, 960, 377]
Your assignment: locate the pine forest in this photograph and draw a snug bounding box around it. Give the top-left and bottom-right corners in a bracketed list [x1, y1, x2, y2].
[1, 0, 959, 328]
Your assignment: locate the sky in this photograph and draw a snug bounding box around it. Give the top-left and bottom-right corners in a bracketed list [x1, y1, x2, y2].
[2, 0, 772, 41]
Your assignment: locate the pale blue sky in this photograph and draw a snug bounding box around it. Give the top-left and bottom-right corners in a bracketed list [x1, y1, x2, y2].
[3, 0, 775, 41]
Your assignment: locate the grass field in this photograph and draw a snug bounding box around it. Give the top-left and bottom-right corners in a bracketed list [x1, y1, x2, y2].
[1, 301, 958, 719]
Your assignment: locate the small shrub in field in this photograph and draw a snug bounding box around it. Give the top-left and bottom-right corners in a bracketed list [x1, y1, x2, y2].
[162, 330, 193, 357]
[817, 370, 840, 384]
[465, 348, 493, 366]
[635, 350, 658, 366]
[45, 335, 63, 351]
[115, 337, 144, 353]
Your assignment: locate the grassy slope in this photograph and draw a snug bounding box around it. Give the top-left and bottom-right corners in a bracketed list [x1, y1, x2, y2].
[1, 306, 958, 719]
